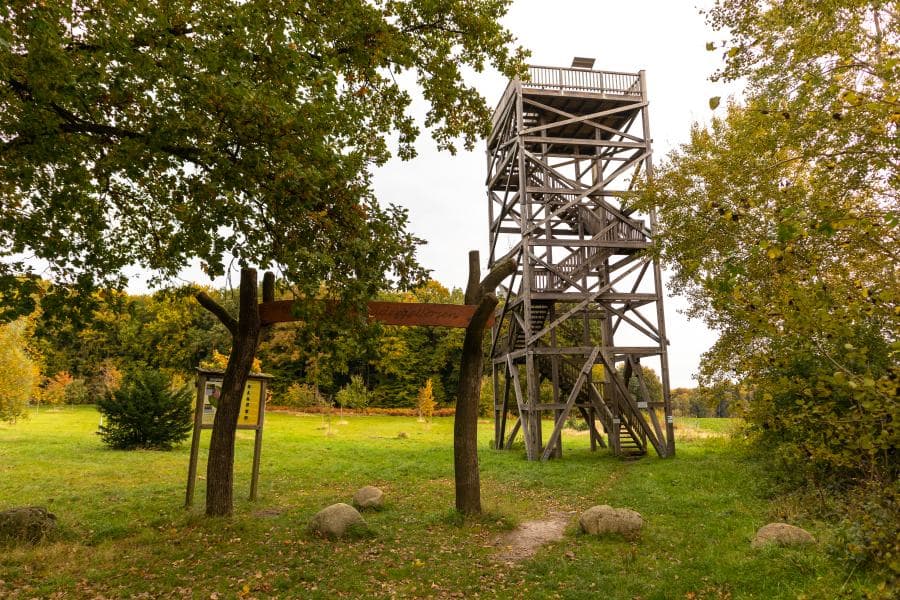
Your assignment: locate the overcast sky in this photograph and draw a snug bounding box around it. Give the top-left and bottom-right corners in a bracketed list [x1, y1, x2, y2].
[371, 0, 740, 388]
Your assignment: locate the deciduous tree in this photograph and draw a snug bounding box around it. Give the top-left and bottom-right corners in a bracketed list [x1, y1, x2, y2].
[641, 1, 897, 484]
[0, 318, 38, 422]
[0, 1, 525, 515]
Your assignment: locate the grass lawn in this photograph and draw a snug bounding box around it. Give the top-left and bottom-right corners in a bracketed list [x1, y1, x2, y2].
[0, 407, 877, 599]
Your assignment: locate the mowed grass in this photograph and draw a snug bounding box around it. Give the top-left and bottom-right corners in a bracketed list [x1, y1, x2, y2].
[0, 407, 876, 599]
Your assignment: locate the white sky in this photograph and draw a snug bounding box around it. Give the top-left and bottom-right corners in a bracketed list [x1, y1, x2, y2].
[371, 0, 740, 388]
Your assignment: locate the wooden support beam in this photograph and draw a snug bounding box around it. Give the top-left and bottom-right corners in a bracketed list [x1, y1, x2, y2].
[541, 347, 600, 460]
[258, 300, 488, 329]
[507, 355, 533, 457]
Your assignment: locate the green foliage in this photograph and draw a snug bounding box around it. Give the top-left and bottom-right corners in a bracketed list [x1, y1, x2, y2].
[642, 0, 898, 574]
[336, 374, 369, 411]
[417, 378, 436, 422]
[0, 0, 526, 321]
[29, 276, 472, 412]
[641, 4, 898, 484]
[370, 282, 465, 407]
[63, 377, 91, 405]
[97, 369, 192, 450]
[34, 288, 233, 392]
[258, 280, 466, 408]
[0, 318, 38, 422]
[478, 376, 493, 418]
[622, 364, 663, 405]
[831, 480, 900, 576]
[279, 382, 323, 409]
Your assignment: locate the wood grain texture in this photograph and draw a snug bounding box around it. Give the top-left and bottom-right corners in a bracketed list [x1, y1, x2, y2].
[258, 300, 488, 328]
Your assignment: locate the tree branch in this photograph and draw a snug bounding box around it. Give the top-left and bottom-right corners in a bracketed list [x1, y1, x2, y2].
[464, 250, 481, 305]
[195, 291, 238, 336]
[479, 258, 516, 296]
[469, 293, 499, 332]
[5, 77, 208, 165]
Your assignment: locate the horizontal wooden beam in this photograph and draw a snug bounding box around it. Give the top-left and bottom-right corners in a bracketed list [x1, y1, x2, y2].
[523, 136, 646, 149]
[259, 300, 485, 328]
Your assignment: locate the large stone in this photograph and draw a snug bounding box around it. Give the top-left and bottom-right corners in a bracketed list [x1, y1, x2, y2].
[0, 506, 57, 544]
[309, 503, 367, 538]
[751, 523, 815, 548]
[578, 505, 643, 536]
[353, 486, 384, 510]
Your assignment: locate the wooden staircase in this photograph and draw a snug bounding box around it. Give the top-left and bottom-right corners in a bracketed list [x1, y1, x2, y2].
[506, 301, 646, 456]
[511, 301, 551, 350]
[542, 355, 646, 456]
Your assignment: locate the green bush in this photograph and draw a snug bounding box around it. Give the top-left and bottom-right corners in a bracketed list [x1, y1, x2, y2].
[64, 378, 91, 405]
[97, 369, 193, 450]
[478, 376, 493, 418]
[280, 382, 323, 409]
[336, 375, 368, 410]
[830, 480, 900, 577]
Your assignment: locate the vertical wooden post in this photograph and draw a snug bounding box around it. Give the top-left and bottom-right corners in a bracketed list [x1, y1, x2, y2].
[185, 372, 206, 508]
[640, 70, 675, 457]
[249, 378, 267, 501]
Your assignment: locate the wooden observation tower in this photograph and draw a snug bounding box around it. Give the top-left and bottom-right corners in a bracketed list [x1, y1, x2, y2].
[487, 59, 675, 460]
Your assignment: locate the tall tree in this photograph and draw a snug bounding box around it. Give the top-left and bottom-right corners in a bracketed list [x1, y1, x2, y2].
[0, 317, 39, 422]
[641, 1, 897, 483]
[0, 1, 526, 515]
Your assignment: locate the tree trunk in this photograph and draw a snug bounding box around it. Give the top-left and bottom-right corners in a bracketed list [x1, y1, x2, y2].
[198, 268, 261, 517]
[454, 295, 497, 514]
[453, 251, 516, 515]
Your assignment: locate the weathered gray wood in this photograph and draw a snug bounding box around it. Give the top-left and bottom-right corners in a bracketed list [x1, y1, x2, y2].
[597, 350, 664, 457]
[540, 347, 600, 460]
[504, 418, 522, 450]
[507, 355, 534, 457]
[488, 64, 674, 461]
[249, 378, 267, 501]
[629, 356, 666, 447]
[184, 372, 206, 508]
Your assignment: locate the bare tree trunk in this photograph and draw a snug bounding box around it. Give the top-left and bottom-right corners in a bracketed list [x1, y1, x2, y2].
[454, 251, 515, 515]
[196, 268, 261, 517]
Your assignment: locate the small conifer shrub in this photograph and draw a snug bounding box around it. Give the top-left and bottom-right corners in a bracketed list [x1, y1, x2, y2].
[98, 369, 193, 450]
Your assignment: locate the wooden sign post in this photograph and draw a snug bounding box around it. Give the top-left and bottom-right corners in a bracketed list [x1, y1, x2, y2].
[185, 368, 273, 507]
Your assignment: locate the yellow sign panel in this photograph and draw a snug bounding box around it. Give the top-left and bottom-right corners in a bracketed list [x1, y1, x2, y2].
[199, 378, 264, 429]
[239, 379, 262, 427]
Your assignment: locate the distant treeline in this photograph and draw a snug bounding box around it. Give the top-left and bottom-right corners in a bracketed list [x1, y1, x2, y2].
[2, 278, 735, 418]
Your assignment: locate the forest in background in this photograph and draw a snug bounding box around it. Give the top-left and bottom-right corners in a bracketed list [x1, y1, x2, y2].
[0, 277, 728, 419]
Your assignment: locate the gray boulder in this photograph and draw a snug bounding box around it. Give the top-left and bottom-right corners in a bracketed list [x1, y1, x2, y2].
[0, 506, 56, 543]
[309, 503, 367, 538]
[579, 505, 642, 536]
[353, 486, 384, 510]
[752, 523, 815, 548]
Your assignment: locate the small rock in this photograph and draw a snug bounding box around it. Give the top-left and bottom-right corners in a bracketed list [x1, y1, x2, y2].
[752, 523, 815, 548]
[353, 486, 384, 510]
[0, 506, 56, 544]
[578, 505, 642, 536]
[309, 503, 367, 538]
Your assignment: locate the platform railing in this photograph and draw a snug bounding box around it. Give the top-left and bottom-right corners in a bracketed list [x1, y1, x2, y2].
[490, 65, 643, 133]
[525, 65, 642, 96]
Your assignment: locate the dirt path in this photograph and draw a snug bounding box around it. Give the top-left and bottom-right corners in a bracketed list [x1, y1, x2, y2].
[493, 511, 574, 563]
